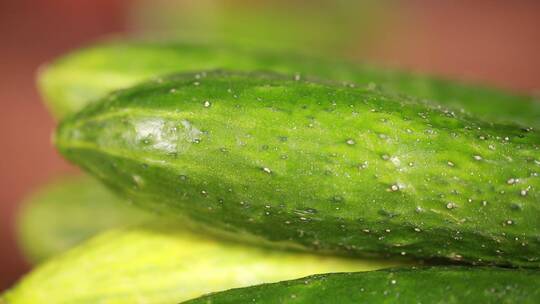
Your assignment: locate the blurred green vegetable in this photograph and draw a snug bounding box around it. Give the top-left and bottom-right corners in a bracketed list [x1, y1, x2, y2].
[4, 223, 402, 303]
[129, 0, 383, 54]
[40, 40, 540, 128]
[17, 176, 154, 263]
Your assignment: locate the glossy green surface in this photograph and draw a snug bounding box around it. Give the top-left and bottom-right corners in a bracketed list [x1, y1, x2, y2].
[40, 40, 540, 127]
[185, 267, 540, 304]
[17, 175, 154, 264]
[56, 71, 540, 267]
[2, 223, 400, 304]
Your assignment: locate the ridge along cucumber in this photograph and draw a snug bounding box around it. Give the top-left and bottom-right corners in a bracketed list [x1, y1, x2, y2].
[55, 70, 540, 267]
[39, 40, 540, 127]
[183, 266, 540, 304]
[17, 175, 154, 264]
[1, 223, 401, 304]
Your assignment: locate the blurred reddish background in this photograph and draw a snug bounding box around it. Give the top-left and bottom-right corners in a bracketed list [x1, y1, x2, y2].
[0, 0, 129, 290]
[0, 0, 539, 291]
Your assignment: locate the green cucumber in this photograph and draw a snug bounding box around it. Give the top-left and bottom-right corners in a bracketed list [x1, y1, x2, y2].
[17, 175, 154, 263]
[184, 267, 540, 304]
[55, 71, 540, 267]
[2, 223, 400, 304]
[40, 40, 539, 127]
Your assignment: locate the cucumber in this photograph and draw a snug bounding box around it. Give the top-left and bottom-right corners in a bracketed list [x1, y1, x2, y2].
[17, 175, 154, 263]
[2, 223, 401, 304]
[55, 71, 540, 267]
[39, 40, 540, 127]
[184, 267, 540, 304]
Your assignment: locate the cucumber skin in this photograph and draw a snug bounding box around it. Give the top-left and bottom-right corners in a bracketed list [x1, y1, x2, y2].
[56, 71, 540, 267]
[2, 223, 400, 304]
[184, 267, 540, 304]
[40, 40, 540, 127]
[17, 175, 154, 264]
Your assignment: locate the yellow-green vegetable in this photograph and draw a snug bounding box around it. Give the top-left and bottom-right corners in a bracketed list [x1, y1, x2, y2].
[17, 175, 154, 263]
[3, 223, 402, 304]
